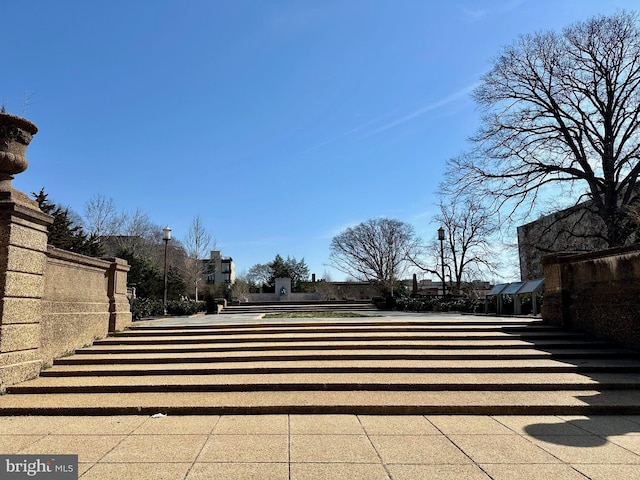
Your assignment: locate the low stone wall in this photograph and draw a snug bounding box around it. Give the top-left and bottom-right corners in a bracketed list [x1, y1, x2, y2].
[542, 244, 640, 350]
[40, 247, 131, 366]
[246, 292, 322, 302]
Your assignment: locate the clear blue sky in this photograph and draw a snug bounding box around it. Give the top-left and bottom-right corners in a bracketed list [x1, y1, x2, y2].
[3, 0, 637, 281]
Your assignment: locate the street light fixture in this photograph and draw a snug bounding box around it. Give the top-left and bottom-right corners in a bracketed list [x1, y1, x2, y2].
[438, 226, 446, 298]
[162, 225, 172, 315]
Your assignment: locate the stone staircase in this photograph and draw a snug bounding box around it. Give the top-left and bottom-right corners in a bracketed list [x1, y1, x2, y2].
[2, 315, 640, 415]
[221, 301, 377, 315]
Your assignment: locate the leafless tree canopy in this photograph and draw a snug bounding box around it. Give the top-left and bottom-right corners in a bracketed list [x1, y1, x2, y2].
[183, 215, 213, 301]
[448, 12, 640, 247]
[435, 196, 500, 288]
[329, 218, 420, 294]
[83, 196, 163, 259]
[83, 194, 124, 238]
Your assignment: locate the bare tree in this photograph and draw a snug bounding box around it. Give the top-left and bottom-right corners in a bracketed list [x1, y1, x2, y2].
[329, 218, 420, 295]
[246, 263, 272, 292]
[434, 196, 500, 291]
[82, 198, 163, 259]
[406, 196, 500, 293]
[183, 215, 213, 301]
[83, 194, 124, 238]
[106, 208, 164, 259]
[230, 272, 250, 302]
[448, 12, 640, 247]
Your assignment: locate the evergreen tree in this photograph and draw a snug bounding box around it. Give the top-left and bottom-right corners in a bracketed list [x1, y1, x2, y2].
[32, 188, 103, 257]
[247, 254, 310, 292]
[115, 246, 186, 300]
[115, 246, 163, 299]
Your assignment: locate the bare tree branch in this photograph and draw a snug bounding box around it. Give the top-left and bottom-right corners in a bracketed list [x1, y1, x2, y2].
[449, 12, 640, 247]
[329, 218, 420, 295]
[183, 215, 214, 301]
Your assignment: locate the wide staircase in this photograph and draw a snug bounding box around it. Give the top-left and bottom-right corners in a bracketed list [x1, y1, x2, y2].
[2, 314, 640, 415]
[221, 301, 378, 315]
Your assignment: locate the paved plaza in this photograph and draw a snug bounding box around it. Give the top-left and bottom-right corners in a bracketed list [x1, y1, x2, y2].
[2, 413, 640, 479]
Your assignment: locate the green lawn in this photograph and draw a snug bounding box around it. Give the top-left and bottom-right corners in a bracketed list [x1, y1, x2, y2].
[262, 311, 380, 318]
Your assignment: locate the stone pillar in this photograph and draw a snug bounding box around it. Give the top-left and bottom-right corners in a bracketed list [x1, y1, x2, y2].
[0, 113, 53, 390]
[106, 257, 132, 332]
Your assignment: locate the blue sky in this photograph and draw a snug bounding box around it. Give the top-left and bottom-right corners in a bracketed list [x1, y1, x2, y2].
[3, 0, 638, 281]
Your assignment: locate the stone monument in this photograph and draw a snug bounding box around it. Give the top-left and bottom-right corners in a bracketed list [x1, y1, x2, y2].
[275, 278, 291, 301]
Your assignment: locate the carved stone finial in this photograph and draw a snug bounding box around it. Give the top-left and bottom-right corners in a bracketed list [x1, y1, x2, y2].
[0, 112, 38, 190]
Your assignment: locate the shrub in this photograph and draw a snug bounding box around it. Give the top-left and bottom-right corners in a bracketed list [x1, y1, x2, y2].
[166, 299, 206, 316]
[130, 297, 206, 320]
[389, 296, 480, 313]
[130, 297, 164, 321]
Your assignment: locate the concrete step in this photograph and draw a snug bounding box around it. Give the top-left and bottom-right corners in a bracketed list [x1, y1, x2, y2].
[117, 324, 554, 336]
[3, 314, 640, 415]
[129, 317, 544, 335]
[38, 358, 640, 376]
[76, 338, 619, 354]
[93, 331, 593, 346]
[52, 348, 637, 365]
[220, 302, 377, 315]
[9, 372, 640, 394]
[1, 390, 640, 415]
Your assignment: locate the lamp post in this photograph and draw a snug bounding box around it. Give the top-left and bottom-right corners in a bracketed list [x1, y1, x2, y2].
[162, 225, 171, 315]
[438, 226, 446, 298]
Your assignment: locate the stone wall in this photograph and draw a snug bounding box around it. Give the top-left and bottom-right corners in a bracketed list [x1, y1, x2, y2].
[247, 292, 322, 303]
[0, 112, 132, 390]
[39, 247, 131, 367]
[541, 244, 640, 350]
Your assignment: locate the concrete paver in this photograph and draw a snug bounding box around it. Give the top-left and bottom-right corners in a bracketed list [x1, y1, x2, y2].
[197, 434, 289, 463]
[0, 434, 46, 454]
[81, 463, 192, 480]
[558, 414, 640, 435]
[214, 414, 288, 434]
[290, 414, 364, 434]
[290, 434, 380, 463]
[369, 434, 473, 464]
[359, 414, 440, 435]
[492, 415, 594, 436]
[187, 463, 288, 480]
[529, 435, 640, 463]
[574, 464, 640, 480]
[21, 434, 126, 463]
[609, 434, 640, 454]
[479, 463, 589, 480]
[100, 434, 207, 463]
[131, 415, 219, 434]
[56, 415, 148, 435]
[290, 463, 391, 480]
[386, 464, 492, 480]
[1, 414, 639, 478]
[447, 434, 561, 464]
[427, 414, 513, 434]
